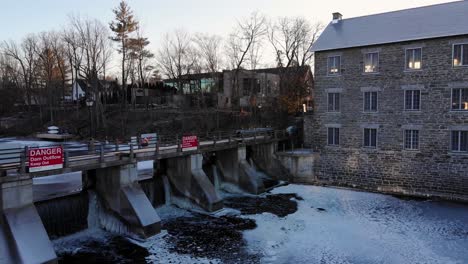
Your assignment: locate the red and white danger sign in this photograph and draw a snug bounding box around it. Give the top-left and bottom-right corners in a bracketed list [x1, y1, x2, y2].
[28, 146, 63, 172]
[182, 135, 198, 151]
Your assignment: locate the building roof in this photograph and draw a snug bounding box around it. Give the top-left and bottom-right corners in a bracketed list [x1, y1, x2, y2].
[312, 1, 468, 52]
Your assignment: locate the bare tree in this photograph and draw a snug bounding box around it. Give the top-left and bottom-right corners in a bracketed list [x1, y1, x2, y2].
[226, 11, 267, 71]
[2, 35, 39, 106]
[193, 33, 223, 73]
[66, 15, 114, 135]
[157, 29, 198, 94]
[225, 11, 267, 106]
[268, 17, 323, 67]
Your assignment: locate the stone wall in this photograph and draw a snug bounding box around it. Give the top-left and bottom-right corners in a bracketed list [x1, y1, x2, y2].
[305, 35, 468, 201]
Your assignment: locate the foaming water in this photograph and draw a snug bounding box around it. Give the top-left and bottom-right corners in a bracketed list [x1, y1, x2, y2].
[242, 185, 468, 264]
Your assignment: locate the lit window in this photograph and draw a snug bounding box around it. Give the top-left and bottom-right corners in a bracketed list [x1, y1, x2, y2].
[404, 90, 421, 111]
[363, 91, 378, 112]
[406, 48, 422, 70]
[404, 130, 419, 150]
[327, 93, 340, 112]
[451, 88, 468, 111]
[453, 44, 468, 67]
[364, 52, 379, 73]
[363, 128, 377, 148]
[328, 56, 341, 75]
[451, 131, 468, 152]
[327, 127, 340, 146]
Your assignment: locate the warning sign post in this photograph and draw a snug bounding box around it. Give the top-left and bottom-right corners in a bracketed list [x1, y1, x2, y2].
[28, 146, 64, 173]
[182, 136, 198, 152]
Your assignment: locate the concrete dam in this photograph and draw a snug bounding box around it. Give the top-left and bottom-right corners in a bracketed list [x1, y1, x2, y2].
[0, 131, 314, 263]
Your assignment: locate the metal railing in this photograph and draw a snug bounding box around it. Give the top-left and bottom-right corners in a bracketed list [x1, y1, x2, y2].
[0, 128, 290, 176]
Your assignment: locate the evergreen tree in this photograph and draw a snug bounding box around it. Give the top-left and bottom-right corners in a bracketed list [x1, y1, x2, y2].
[109, 0, 138, 105]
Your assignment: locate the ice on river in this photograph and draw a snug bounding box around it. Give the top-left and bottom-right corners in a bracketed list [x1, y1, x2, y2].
[243, 185, 468, 264]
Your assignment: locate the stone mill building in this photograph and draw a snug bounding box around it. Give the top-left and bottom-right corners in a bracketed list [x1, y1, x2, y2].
[304, 1, 468, 201]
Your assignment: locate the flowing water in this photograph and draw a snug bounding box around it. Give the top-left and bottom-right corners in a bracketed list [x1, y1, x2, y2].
[51, 184, 468, 264]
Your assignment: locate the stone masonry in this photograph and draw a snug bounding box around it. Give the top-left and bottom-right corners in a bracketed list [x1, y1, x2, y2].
[305, 35, 468, 201]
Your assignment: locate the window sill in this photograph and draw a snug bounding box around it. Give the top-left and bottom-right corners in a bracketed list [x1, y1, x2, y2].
[362, 146, 378, 151]
[326, 145, 340, 148]
[449, 110, 468, 113]
[362, 72, 380, 75]
[326, 74, 341, 77]
[452, 65, 468, 69]
[362, 111, 378, 114]
[448, 151, 468, 156]
[326, 111, 341, 114]
[403, 110, 422, 113]
[404, 69, 423, 73]
[403, 149, 420, 153]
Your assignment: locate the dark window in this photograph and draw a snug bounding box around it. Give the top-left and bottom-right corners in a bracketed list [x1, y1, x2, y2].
[404, 130, 419, 150]
[406, 48, 422, 70]
[405, 90, 421, 110]
[327, 127, 340, 146]
[364, 52, 379, 73]
[242, 78, 252, 96]
[363, 91, 378, 112]
[451, 131, 468, 152]
[328, 56, 341, 75]
[327, 93, 340, 112]
[453, 44, 468, 67]
[364, 128, 377, 148]
[452, 88, 468, 111]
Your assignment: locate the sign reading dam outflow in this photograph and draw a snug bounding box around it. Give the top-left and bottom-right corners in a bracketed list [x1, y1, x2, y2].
[182, 135, 198, 151]
[28, 146, 63, 172]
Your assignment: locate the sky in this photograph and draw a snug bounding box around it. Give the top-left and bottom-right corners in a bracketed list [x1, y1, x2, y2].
[0, 0, 457, 74]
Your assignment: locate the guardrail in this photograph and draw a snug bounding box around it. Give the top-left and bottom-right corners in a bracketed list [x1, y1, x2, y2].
[0, 129, 291, 177]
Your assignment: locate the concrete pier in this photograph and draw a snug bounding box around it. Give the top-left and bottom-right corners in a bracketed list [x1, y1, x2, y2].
[276, 149, 319, 184]
[217, 147, 265, 194]
[0, 177, 57, 264]
[165, 154, 223, 212]
[87, 164, 161, 238]
[251, 143, 291, 181]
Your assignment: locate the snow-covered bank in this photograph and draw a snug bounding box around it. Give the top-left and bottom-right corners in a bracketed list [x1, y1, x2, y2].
[242, 185, 468, 264]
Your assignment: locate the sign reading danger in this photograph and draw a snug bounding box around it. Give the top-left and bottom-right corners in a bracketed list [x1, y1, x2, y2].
[182, 135, 198, 151]
[28, 146, 63, 172]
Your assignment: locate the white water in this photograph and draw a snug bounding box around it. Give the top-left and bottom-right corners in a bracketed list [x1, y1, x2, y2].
[242, 185, 468, 264]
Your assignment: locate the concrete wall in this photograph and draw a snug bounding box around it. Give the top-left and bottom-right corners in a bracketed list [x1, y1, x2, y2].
[250, 143, 291, 181]
[276, 150, 319, 184]
[0, 177, 57, 263]
[165, 154, 223, 211]
[216, 147, 265, 194]
[305, 35, 468, 201]
[90, 164, 161, 238]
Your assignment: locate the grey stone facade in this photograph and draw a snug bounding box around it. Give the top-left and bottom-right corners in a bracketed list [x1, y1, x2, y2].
[305, 36, 468, 201]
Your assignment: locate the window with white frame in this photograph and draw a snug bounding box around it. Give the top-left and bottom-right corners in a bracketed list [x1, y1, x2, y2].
[451, 130, 468, 152]
[364, 52, 379, 73]
[404, 130, 419, 150]
[327, 93, 340, 112]
[363, 91, 378, 112]
[405, 90, 421, 110]
[451, 88, 468, 111]
[328, 56, 341, 75]
[327, 127, 340, 146]
[363, 128, 377, 148]
[453, 44, 468, 67]
[406, 48, 422, 70]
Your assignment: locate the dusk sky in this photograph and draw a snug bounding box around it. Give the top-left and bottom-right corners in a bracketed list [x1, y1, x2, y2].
[0, 0, 457, 73]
